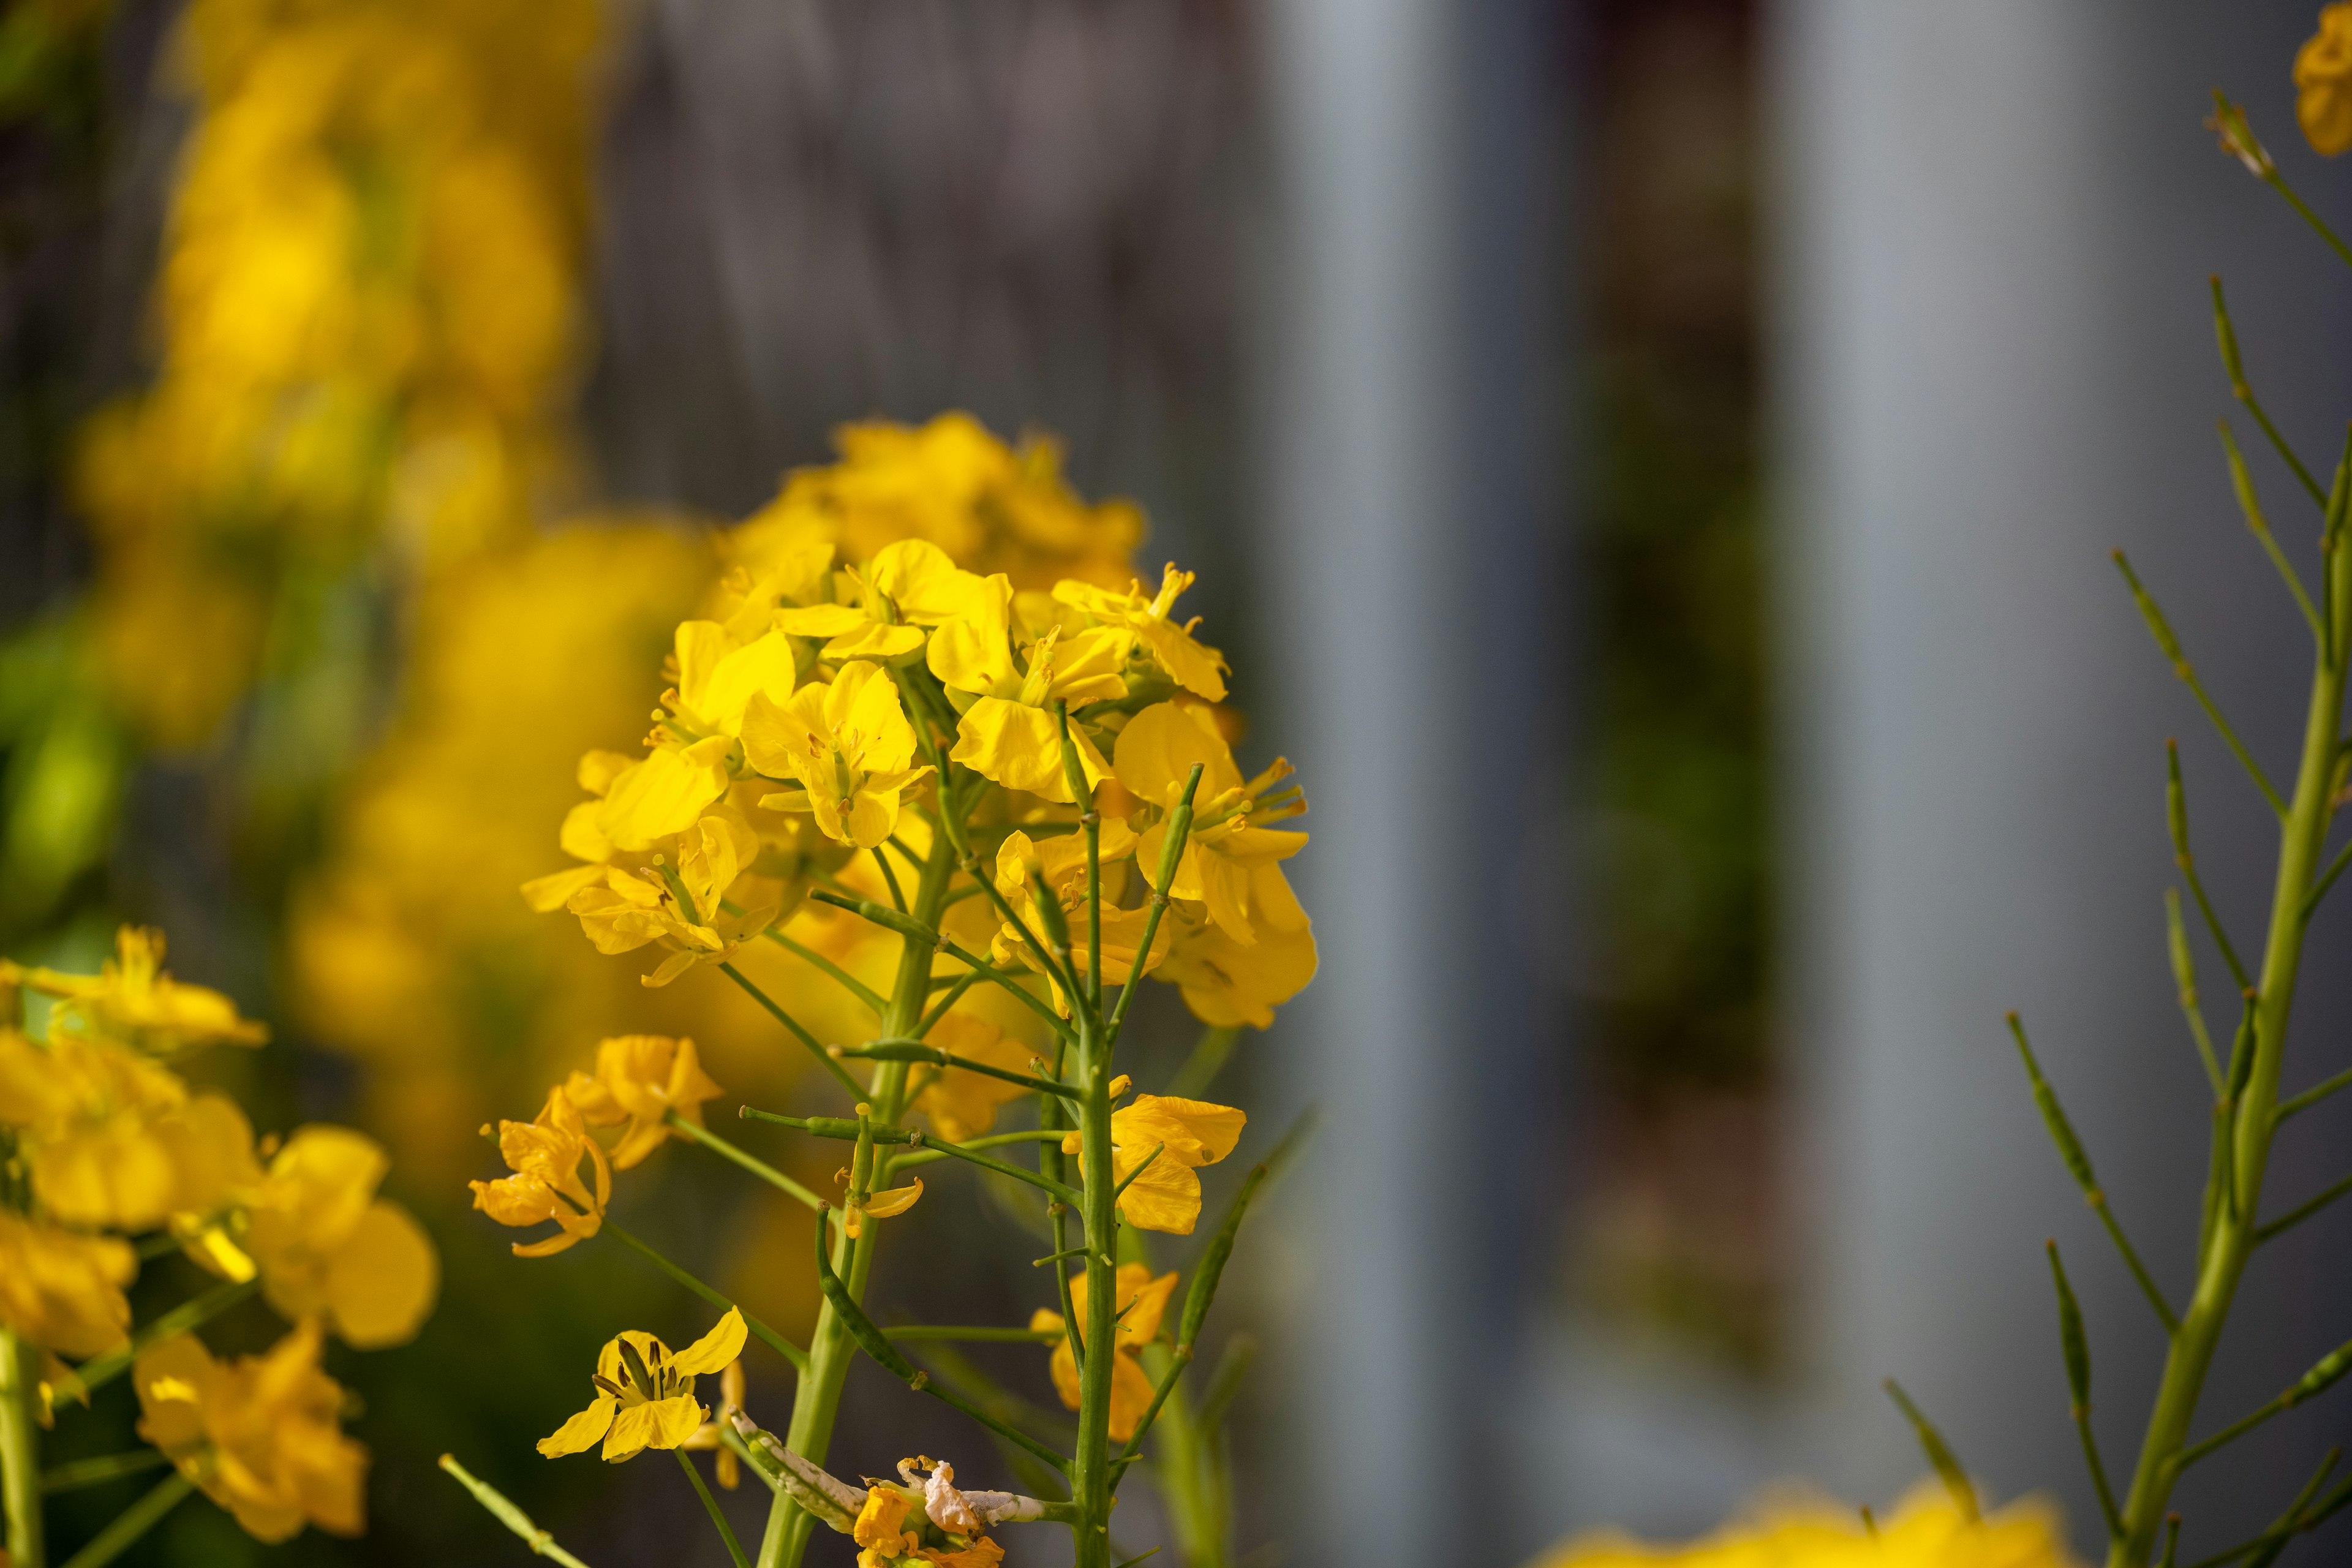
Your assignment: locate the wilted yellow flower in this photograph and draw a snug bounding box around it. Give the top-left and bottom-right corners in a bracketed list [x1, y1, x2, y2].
[1061, 1095, 1245, 1235]
[231, 1126, 439, 1348]
[1534, 1486, 2080, 1568]
[910, 1013, 1035, 1142]
[1028, 1262, 1177, 1441]
[1054, 564, 1228, 702]
[469, 1085, 611, 1256]
[2298, 4, 2352, 155]
[0, 1210, 136, 1359]
[854, 1459, 1008, 1568]
[538, 1307, 747, 1463]
[856, 1483, 922, 1561]
[134, 1320, 370, 1544]
[564, 1033, 724, 1169]
[0, 1029, 259, 1231]
[742, 660, 934, 848]
[2, 926, 267, 1053]
[1114, 703, 1307, 945]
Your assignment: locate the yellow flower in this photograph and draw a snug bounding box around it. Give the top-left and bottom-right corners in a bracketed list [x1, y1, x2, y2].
[855, 1485, 922, 1559]
[0, 1029, 260, 1231]
[941, 621, 1128, 804]
[233, 1126, 439, 1348]
[538, 1307, 748, 1463]
[681, 1357, 747, 1488]
[3, 925, 267, 1054]
[1061, 1095, 1245, 1235]
[1535, 1485, 2080, 1567]
[775, 538, 995, 662]
[0, 1210, 136, 1359]
[1053, 564, 1228, 701]
[587, 737, 740, 857]
[134, 1321, 369, 1544]
[1155, 906, 1319, 1030]
[1113, 701, 1306, 946]
[1027, 1262, 1178, 1441]
[911, 1013, 1035, 1142]
[564, 1034, 724, 1169]
[2299, 5, 2352, 156]
[554, 809, 769, 987]
[742, 660, 935, 848]
[469, 1085, 611, 1256]
[992, 823, 1169, 998]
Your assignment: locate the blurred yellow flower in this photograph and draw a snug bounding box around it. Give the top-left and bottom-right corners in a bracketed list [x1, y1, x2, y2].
[564, 1033, 724, 1169]
[743, 660, 934, 848]
[0, 1029, 258, 1231]
[1028, 1262, 1177, 1441]
[910, 1012, 1035, 1142]
[0, 1210, 136, 1359]
[135, 1320, 369, 1543]
[1534, 1487, 2080, 1568]
[233, 1126, 439, 1348]
[538, 1306, 747, 1463]
[1060, 1095, 1245, 1236]
[2, 925, 267, 1054]
[469, 1084, 611, 1257]
[1114, 702, 1307, 946]
[1155, 908, 1319, 1030]
[2298, 4, 2352, 155]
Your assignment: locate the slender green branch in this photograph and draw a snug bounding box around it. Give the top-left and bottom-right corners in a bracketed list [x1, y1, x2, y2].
[2247, 1449, 2343, 1568]
[717, 962, 867, 1099]
[914, 968, 984, 1038]
[2256, 1171, 2352, 1243]
[871, 846, 908, 915]
[1106, 763, 1206, 1041]
[2303, 836, 2352, 921]
[883, 1326, 1063, 1344]
[2007, 1013, 2179, 1332]
[2166, 889, 2225, 1095]
[1053, 703, 1104, 1010]
[441, 1454, 597, 1567]
[2277, 1065, 2352, 1124]
[2168, 741, 2253, 991]
[677, 1450, 752, 1568]
[2118, 555, 2286, 817]
[56, 1472, 192, 1568]
[2211, 275, 2328, 507]
[758, 928, 885, 1017]
[669, 1112, 822, 1210]
[885, 1132, 1065, 1180]
[604, 1223, 809, 1373]
[1110, 1145, 1164, 1205]
[2048, 1241, 2124, 1541]
[2219, 423, 2323, 637]
[39, 1452, 170, 1494]
[1882, 1379, 1980, 1524]
[837, 1039, 1076, 1100]
[61, 1277, 261, 1402]
[2, 1327, 45, 1568]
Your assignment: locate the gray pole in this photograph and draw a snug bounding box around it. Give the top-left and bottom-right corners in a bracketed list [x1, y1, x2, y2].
[1257, 0, 1559, 1563]
[1775, 0, 2352, 1550]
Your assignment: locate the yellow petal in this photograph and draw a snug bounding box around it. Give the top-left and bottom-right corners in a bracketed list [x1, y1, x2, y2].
[1107, 1351, 1157, 1442]
[322, 1201, 439, 1349]
[672, 1308, 748, 1378]
[522, 864, 608, 913]
[539, 1393, 619, 1457]
[1111, 702, 1243, 809]
[1110, 1155, 1203, 1236]
[861, 1178, 924, 1220]
[647, 1393, 708, 1451]
[952, 699, 1098, 802]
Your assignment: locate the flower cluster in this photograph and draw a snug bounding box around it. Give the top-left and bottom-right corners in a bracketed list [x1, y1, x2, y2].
[1537, 1489, 2078, 1568]
[0, 926, 437, 1547]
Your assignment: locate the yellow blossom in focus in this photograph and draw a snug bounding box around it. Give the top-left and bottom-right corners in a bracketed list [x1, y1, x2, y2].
[1534, 1485, 2080, 1568]
[134, 1320, 369, 1543]
[1054, 564, 1229, 702]
[1028, 1262, 1177, 1441]
[1114, 703, 1308, 946]
[0, 1210, 136, 1359]
[469, 1085, 611, 1256]
[992, 823, 1169, 1000]
[742, 661, 935, 848]
[565, 1033, 723, 1169]
[2299, 5, 2352, 156]
[911, 1013, 1035, 1142]
[0, 1029, 259, 1231]
[775, 538, 995, 662]
[1060, 1095, 1245, 1236]
[234, 1126, 439, 1348]
[2, 926, 267, 1053]
[538, 1308, 747, 1463]
[551, 810, 771, 988]
[941, 618, 1128, 805]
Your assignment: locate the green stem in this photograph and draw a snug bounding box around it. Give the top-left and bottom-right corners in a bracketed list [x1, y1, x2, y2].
[56, 1472, 190, 1568]
[2, 1327, 43, 1568]
[2105, 552, 2352, 1567]
[756, 826, 957, 1568]
[668, 1112, 823, 1210]
[677, 1450, 752, 1568]
[881, 1326, 1063, 1344]
[61, 1277, 259, 1402]
[40, 1452, 170, 1494]
[603, 1223, 808, 1373]
[440, 1453, 597, 1567]
[1070, 1012, 1117, 1568]
[718, 963, 868, 1100]
[760, 930, 885, 1018]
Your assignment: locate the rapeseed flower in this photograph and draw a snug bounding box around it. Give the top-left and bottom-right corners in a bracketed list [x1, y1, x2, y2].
[1534, 1485, 2079, 1568]
[564, 1033, 724, 1169]
[0, 1210, 136, 1359]
[1053, 564, 1228, 702]
[2, 926, 267, 1054]
[539, 1307, 748, 1462]
[941, 622, 1128, 804]
[853, 1458, 1008, 1568]
[1028, 1262, 1178, 1441]
[992, 824, 1169, 996]
[232, 1126, 439, 1348]
[554, 810, 772, 987]
[2299, 4, 2352, 155]
[742, 660, 934, 848]
[1155, 908, 1319, 1030]
[1113, 703, 1307, 946]
[469, 1085, 611, 1256]
[135, 1320, 369, 1543]
[775, 538, 996, 662]
[1061, 1095, 1245, 1235]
